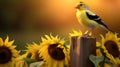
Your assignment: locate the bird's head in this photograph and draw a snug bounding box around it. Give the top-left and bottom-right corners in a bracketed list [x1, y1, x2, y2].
[75, 2, 86, 10]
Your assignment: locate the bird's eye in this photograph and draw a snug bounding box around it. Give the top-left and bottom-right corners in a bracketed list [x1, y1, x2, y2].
[80, 4, 82, 6]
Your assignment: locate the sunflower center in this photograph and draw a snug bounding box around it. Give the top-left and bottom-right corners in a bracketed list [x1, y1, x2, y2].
[48, 44, 65, 60]
[104, 40, 120, 58]
[0, 46, 12, 64]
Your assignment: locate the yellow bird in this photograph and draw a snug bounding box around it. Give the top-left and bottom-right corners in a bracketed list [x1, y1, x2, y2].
[75, 2, 113, 35]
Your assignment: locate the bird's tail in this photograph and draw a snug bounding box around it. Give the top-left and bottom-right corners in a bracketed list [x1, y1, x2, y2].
[101, 25, 115, 33]
[101, 25, 120, 37]
[106, 27, 120, 37]
[106, 28, 115, 33]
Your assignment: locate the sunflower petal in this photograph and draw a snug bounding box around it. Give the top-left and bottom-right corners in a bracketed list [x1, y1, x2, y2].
[4, 36, 9, 45]
[100, 32, 120, 65]
[45, 35, 51, 40]
[69, 29, 82, 36]
[53, 60, 57, 67]
[59, 62, 64, 67]
[7, 40, 14, 47]
[0, 38, 3, 46]
[41, 37, 46, 42]
[39, 34, 69, 67]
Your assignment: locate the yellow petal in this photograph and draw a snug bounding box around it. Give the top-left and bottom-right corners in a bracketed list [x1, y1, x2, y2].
[50, 34, 55, 39]
[84, 31, 92, 35]
[15, 61, 23, 67]
[96, 49, 102, 56]
[64, 57, 68, 65]
[0, 38, 3, 46]
[48, 59, 53, 67]
[23, 61, 28, 67]
[96, 42, 101, 47]
[58, 62, 64, 67]
[41, 37, 46, 42]
[45, 35, 51, 40]
[15, 53, 28, 61]
[53, 61, 57, 67]
[7, 40, 14, 47]
[104, 63, 111, 67]
[69, 29, 82, 36]
[4, 36, 9, 45]
[55, 35, 58, 39]
[9, 45, 16, 49]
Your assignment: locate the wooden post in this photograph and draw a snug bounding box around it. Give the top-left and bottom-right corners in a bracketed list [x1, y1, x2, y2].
[70, 36, 78, 67]
[70, 35, 96, 67]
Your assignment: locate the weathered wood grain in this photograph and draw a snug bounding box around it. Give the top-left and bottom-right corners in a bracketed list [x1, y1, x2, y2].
[70, 35, 96, 67]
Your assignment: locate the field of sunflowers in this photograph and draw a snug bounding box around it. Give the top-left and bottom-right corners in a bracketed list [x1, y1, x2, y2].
[0, 30, 120, 67]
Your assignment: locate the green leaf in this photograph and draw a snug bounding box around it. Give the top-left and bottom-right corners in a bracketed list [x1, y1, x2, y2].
[26, 53, 32, 58]
[65, 40, 70, 45]
[30, 61, 44, 67]
[104, 58, 115, 67]
[96, 47, 104, 54]
[23, 58, 38, 64]
[22, 61, 28, 67]
[89, 55, 104, 67]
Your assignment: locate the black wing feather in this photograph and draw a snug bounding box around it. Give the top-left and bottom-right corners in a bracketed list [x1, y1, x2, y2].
[86, 12, 108, 28]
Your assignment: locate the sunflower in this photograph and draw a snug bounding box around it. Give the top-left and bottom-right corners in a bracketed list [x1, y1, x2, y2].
[104, 63, 112, 67]
[39, 34, 70, 67]
[15, 53, 28, 67]
[0, 36, 19, 67]
[100, 32, 120, 64]
[15, 60, 28, 67]
[25, 42, 42, 61]
[96, 42, 102, 56]
[69, 29, 91, 37]
[69, 29, 82, 36]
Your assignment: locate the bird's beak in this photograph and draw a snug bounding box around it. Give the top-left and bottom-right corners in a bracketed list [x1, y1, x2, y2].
[75, 5, 80, 9]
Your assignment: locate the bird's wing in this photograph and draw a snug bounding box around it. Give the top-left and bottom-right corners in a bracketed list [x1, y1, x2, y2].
[86, 10, 108, 28]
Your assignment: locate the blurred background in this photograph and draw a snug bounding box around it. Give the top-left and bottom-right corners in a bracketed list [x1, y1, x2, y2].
[0, 0, 120, 50]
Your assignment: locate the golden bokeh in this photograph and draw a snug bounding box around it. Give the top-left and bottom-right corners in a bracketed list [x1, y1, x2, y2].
[0, 0, 120, 48]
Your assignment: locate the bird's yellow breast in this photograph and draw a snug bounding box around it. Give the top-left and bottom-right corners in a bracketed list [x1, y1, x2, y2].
[76, 10, 83, 25]
[76, 10, 99, 28]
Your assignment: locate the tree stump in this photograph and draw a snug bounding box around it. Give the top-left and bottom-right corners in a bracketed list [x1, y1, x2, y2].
[70, 35, 96, 67]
